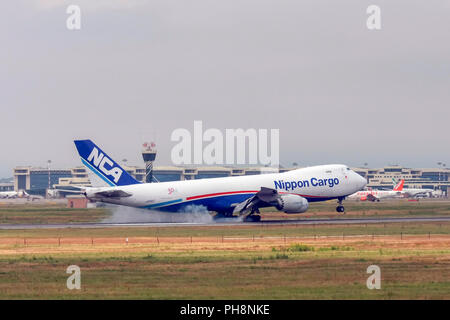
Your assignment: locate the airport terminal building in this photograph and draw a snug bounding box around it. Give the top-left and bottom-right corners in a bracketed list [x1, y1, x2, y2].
[353, 166, 449, 193]
[0, 183, 14, 192]
[12, 165, 449, 197]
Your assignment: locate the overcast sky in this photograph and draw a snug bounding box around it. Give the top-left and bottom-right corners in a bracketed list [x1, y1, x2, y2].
[1, 0, 449, 177]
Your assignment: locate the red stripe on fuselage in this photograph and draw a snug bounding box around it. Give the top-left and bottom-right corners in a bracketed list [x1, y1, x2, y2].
[186, 190, 327, 201]
[186, 190, 258, 201]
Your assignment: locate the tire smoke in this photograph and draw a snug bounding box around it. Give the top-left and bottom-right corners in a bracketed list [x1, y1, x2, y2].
[102, 204, 214, 223]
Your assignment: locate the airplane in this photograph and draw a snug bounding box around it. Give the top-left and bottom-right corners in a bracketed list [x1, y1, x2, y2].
[0, 190, 29, 199]
[347, 179, 404, 202]
[74, 139, 367, 221]
[391, 178, 432, 198]
[0, 190, 44, 201]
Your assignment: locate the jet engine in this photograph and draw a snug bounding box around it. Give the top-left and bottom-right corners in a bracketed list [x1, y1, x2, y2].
[276, 194, 309, 213]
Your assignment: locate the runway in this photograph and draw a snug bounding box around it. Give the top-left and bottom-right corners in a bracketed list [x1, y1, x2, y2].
[0, 216, 449, 230]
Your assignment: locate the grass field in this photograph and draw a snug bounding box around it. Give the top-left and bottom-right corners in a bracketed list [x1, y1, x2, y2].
[0, 236, 449, 299]
[0, 223, 449, 299]
[0, 201, 109, 224]
[0, 200, 449, 299]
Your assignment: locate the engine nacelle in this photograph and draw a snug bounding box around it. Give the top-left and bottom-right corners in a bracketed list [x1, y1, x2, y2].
[276, 194, 309, 213]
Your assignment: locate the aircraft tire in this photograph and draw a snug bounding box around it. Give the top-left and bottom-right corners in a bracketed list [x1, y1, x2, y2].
[244, 215, 261, 222]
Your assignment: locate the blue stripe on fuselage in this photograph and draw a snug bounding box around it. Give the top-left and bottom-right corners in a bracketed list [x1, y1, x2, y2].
[140, 193, 339, 213]
[142, 193, 255, 212]
[143, 199, 183, 209]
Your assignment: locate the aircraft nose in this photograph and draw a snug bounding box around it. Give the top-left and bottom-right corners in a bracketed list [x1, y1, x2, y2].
[357, 173, 367, 190]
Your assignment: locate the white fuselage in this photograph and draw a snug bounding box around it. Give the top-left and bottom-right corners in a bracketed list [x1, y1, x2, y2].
[0, 191, 26, 199]
[86, 164, 367, 213]
[0, 191, 17, 199]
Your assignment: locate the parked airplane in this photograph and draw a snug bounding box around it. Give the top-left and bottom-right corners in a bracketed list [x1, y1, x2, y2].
[0, 190, 44, 201]
[0, 190, 28, 199]
[391, 178, 432, 198]
[348, 179, 404, 202]
[74, 140, 367, 221]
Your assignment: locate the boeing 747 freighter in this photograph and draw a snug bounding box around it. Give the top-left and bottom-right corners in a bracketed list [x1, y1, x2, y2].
[74, 140, 367, 221]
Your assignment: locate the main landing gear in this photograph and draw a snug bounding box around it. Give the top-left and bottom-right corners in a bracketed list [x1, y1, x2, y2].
[243, 208, 261, 222]
[336, 198, 345, 214]
[214, 211, 235, 220]
[244, 215, 261, 222]
[215, 208, 262, 222]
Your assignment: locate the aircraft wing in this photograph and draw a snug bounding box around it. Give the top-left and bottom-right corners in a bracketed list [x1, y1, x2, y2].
[233, 187, 280, 215]
[55, 189, 85, 194]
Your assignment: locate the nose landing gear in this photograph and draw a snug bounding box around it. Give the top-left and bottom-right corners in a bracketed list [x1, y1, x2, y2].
[336, 198, 345, 214]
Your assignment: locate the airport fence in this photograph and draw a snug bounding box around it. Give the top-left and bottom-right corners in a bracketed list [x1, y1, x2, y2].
[0, 232, 448, 247]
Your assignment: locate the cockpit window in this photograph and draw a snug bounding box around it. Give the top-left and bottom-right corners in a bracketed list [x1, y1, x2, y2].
[346, 168, 351, 171]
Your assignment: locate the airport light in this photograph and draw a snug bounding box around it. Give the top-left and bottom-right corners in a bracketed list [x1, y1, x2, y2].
[47, 160, 51, 198]
[436, 162, 447, 192]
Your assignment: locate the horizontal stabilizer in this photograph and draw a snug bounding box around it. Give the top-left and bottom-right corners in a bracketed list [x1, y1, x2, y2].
[93, 190, 133, 198]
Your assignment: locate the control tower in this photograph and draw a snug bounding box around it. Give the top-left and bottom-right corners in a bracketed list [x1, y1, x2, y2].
[142, 142, 157, 183]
